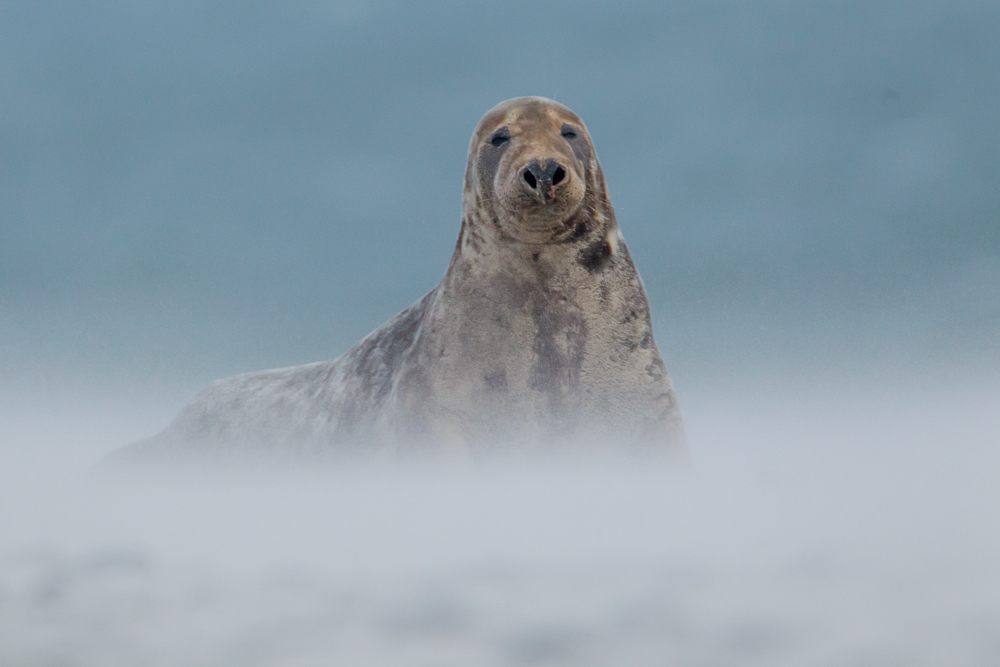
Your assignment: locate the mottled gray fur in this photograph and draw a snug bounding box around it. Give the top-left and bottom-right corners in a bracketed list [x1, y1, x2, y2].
[108, 97, 684, 464]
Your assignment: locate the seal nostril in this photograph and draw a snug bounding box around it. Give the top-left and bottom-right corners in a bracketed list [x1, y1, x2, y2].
[523, 170, 537, 189]
[552, 167, 565, 185]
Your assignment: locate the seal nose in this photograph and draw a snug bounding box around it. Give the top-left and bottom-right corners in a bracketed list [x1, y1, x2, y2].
[520, 159, 567, 201]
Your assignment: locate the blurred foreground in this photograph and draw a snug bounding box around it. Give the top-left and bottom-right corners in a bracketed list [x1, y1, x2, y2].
[1, 373, 998, 666]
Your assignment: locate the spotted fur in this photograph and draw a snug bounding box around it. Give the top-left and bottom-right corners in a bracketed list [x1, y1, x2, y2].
[107, 97, 685, 464]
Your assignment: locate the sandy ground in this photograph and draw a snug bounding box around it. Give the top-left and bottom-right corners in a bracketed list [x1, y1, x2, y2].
[1, 374, 998, 666]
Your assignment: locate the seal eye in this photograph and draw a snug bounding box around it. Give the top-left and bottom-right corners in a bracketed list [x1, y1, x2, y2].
[490, 129, 510, 147]
[561, 125, 578, 140]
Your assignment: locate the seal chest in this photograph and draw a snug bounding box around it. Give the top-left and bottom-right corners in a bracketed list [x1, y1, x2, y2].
[108, 97, 685, 463]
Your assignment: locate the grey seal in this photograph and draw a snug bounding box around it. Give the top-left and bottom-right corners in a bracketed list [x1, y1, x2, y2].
[109, 97, 684, 463]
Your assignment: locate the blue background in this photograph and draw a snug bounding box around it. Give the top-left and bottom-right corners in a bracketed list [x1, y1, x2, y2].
[3, 0, 998, 394]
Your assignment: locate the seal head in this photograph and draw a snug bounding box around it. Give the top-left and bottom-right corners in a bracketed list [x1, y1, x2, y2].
[471, 98, 591, 243]
[460, 97, 615, 249]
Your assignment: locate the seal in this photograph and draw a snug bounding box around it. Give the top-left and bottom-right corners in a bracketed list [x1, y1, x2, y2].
[108, 97, 684, 463]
